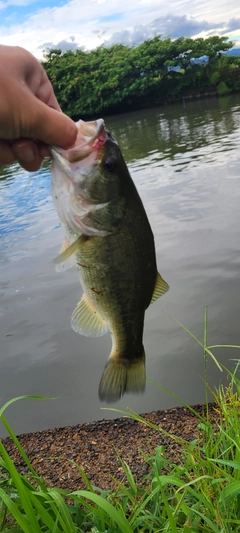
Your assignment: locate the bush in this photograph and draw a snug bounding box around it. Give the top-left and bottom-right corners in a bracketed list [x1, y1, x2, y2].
[217, 81, 230, 95]
[210, 71, 220, 85]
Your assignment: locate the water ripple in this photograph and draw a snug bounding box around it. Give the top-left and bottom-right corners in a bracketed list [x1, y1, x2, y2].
[1, 94, 240, 433]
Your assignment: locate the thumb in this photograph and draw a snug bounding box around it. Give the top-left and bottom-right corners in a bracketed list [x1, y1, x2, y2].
[27, 95, 78, 149]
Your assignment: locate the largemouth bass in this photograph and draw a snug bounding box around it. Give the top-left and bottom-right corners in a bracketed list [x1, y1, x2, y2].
[51, 119, 169, 402]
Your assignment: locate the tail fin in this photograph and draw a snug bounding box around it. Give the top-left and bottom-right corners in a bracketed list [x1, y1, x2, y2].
[98, 350, 146, 403]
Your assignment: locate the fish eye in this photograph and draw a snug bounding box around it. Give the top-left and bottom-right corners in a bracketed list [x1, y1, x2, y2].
[102, 156, 118, 173]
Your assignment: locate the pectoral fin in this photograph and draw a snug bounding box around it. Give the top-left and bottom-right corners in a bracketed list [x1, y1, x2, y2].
[54, 236, 83, 272]
[150, 272, 169, 304]
[71, 294, 109, 337]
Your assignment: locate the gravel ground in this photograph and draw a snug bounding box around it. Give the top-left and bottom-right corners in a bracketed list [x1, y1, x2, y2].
[2, 403, 218, 492]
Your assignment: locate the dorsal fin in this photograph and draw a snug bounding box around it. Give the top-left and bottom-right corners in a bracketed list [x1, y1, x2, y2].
[151, 272, 169, 304]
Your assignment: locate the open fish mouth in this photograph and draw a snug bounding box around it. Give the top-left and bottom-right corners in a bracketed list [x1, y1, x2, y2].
[50, 118, 114, 236]
[50, 118, 108, 166]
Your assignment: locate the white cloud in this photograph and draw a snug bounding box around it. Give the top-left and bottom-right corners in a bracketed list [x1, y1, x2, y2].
[0, 0, 239, 57]
[0, 0, 36, 8]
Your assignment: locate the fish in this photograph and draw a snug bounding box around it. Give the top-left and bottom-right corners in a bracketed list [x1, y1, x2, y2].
[51, 118, 169, 402]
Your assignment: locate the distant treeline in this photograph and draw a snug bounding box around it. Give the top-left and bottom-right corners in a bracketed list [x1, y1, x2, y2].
[42, 36, 240, 119]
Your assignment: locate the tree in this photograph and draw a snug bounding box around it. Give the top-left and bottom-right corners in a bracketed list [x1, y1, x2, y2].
[42, 35, 236, 118]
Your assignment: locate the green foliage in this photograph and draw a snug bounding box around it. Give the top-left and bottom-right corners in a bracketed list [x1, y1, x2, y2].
[42, 35, 236, 118]
[210, 71, 220, 85]
[217, 81, 230, 95]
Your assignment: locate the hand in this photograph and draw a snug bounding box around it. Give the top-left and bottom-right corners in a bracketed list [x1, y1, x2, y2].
[0, 45, 78, 171]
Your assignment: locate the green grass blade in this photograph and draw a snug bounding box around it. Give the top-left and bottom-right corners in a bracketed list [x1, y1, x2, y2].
[0, 486, 31, 532]
[0, 442, 42, 533]
[192, 508, 225, 532]
[114, 449, 137, 495]
[220, 481, 240, 501]
[0, 397, 58, 492]
[158, 481, 178, 533]
[208, 345, 240, 350]
[165, 311, 223, 371]
[0, 395, 57, 418]
[48, 489, 77, 533]
[209, 459, 240, 470]
[27, 491, 59, 532]
[70, 490, 133, 533]
[0, 414, 46, 491]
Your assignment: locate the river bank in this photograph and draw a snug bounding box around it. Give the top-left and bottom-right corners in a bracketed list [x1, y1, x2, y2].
[2, 402, 218, 492]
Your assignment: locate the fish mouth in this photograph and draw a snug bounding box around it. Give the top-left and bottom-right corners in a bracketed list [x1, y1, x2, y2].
[51, 118, 107, 165]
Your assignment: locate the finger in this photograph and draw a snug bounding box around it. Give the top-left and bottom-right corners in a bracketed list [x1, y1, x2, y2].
[22, 51, 62, 111]
[27, 94, 78, 149]
[13, 139, 51, 159]
[11, 140, 44, 171]
[11, 139, 36, 163]
[17, 157, 44, 172]
[35, 70, 62, 111]
[0, 140, 16, 166]
[39, 144, 51, 158]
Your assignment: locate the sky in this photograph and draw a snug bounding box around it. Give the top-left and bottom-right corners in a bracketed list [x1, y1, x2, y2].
[0, 0, 240, 58]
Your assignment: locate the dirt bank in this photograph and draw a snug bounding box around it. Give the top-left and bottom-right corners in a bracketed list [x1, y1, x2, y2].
[2, 402, 218, 491]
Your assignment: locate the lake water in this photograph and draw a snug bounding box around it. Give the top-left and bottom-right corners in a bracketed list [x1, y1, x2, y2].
[1, 94, 240, 437]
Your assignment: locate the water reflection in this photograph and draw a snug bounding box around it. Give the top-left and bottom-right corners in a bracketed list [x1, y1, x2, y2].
[1, 94, 240, 435]
[106, 96, 240, 168]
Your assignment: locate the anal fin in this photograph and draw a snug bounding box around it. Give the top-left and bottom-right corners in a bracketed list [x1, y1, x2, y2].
[151, 272, 169, 303]
[71, 294, 108, 337]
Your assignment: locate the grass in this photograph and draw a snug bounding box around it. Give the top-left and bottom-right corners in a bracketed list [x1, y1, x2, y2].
[0, 309, 240, 531]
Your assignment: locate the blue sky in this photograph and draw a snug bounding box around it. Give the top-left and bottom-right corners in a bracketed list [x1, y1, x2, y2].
[0, 0, 239, 58]
[1, 1, 60, 21]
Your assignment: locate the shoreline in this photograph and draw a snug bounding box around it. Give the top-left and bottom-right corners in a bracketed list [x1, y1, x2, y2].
[72, 89, 240, 123]
[2, 402, 218, 492]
